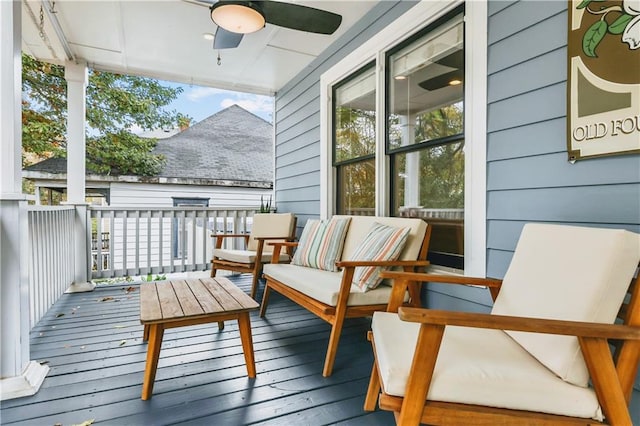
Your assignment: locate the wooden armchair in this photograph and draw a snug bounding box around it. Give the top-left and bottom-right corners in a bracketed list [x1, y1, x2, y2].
[210, 213, 296, 298]
[365, 223, 640, 425]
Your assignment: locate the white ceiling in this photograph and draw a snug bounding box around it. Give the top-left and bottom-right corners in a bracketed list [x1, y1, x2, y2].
[21, 0, 379, 96]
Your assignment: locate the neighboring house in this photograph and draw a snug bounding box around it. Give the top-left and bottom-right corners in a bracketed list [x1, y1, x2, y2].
[272, 1, 640, 417]
[23, 104, 274, 273]
[23, 104, 274, 209]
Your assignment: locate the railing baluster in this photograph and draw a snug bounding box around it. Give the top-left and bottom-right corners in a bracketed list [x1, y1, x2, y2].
[122, 210, 128, 277]
[146, 210, 152, 274]
[190, 210, 196, 271]
[158, 211, 164, 273]
[180, 210, 186, 272]
[95, 209, 103, 277]
[135, 210, 141, 276]
[109, 210, 115, 276]
[200, 209, 207, 270]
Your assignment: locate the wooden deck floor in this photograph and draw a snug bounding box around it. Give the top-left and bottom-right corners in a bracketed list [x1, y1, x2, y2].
[1, 275, 394, 425]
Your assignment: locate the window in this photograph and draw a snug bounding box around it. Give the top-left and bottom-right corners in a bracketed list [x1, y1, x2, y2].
[321, 0, 487, 275]
[172, 197, 209, 258]
[333, 64, 376, 216]
[387, 11, 465, 269]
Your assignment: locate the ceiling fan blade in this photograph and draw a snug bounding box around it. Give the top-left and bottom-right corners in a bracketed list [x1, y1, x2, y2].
[260, 1, 342, 35]
[418, 70, 463, 91]
[435, 49, 463, 69]
[213, 27, 244, 49]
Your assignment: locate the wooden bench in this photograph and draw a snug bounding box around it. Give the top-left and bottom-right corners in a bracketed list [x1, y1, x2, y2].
[259, 215, 431, 377]
[139, 277, 259, 400]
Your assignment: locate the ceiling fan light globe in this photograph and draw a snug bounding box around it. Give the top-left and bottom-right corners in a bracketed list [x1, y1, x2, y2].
[210, 3, 265, 35]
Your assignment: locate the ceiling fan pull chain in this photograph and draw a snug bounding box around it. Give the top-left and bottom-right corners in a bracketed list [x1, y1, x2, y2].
[217, 51, 222, 66]
[39, 5, 45, 39]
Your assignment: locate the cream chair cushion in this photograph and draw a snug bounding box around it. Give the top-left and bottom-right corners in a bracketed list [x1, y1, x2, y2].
[491, 224, 640, 386]
[212, 249, 291, 264]
[247, 213, 296, 252]
[263, 263, 408, 307]
[372, 312, 603, 421]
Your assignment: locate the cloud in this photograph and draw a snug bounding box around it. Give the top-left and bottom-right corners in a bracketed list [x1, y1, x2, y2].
[220, 94, 273, 115]
[185, 86, 231, 102]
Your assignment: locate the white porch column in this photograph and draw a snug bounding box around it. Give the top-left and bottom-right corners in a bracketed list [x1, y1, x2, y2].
[64, 60, 93, 292]
[0, 0, 49, 400]
[65, 61, 87, 205]
[401, 114, 420, 208]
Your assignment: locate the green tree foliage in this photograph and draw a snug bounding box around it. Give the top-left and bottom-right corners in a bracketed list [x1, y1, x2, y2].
[334, 106, 376, 212]
[392, 103, 464, 210]
[22, 53, 186, 175]
[416, 104, 464, 209]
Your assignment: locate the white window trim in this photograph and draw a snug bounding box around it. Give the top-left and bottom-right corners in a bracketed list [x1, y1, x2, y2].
[320, 0, 487, 277]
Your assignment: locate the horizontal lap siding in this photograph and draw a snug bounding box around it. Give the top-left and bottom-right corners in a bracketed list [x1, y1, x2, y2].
[487, 0, 640, 407]
[486, 0, 640, 270]
[273, 1, 418, 233]
[109, 183, 269, 208]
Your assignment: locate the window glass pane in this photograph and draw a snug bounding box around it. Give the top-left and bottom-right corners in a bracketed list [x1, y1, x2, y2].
[388, 15, 464, 150]
[337, 159, 375, 216]
[334, 66, 376, 163]
[393, 142, 464, 257]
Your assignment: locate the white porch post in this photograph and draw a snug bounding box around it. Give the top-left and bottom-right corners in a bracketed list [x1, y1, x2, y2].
[0, 0, 49, 400]
[64, 60, 94, 292]
[401, 114, 420, 208]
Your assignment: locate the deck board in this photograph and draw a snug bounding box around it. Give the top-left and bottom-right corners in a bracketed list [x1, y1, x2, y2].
[1, 275, 393, 425]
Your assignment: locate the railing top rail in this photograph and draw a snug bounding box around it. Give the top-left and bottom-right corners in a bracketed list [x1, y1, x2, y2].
[88, 206, 257, 212]
[27, 205, 76, 212]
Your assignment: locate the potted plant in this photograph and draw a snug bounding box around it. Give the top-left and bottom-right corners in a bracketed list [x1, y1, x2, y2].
[258, 195, 277, 213]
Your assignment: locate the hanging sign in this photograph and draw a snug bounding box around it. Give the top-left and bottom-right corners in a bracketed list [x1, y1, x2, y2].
[567, 0, 640, 161]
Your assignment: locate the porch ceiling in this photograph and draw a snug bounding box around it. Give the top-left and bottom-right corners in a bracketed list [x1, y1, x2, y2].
[21, 0, 378, 96]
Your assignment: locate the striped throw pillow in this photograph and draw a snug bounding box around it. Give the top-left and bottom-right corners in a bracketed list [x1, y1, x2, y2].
[292, 217, 352, 271]
[350, 222, 411, 291]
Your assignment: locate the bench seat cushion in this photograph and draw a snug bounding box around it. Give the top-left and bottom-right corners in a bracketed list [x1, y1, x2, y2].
[214, 249, 291, 264]
[263, 263, 405, 307]
[372, 311, 603, 421]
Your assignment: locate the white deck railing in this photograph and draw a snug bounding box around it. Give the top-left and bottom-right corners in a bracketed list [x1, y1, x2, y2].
[27, 206, 76, 328]
[88, 207, 256, 279]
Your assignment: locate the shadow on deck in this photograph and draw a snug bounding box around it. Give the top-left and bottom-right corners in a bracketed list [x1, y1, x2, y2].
[0, 275, 393, 425]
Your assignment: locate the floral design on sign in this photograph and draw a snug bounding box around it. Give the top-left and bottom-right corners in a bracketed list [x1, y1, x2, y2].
[579, 0, 640, 56]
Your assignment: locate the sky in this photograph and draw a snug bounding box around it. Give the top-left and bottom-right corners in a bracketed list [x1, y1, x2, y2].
[160, 80, 274, 125]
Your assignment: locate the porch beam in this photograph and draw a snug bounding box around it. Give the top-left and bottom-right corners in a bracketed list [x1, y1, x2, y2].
[0, 0, 49, 400]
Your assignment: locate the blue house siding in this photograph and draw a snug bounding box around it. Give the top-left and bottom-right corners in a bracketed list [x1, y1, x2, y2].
[274, 1, 418, 230]
[274, 0, 640, 417]
[487, 0, 640, 414]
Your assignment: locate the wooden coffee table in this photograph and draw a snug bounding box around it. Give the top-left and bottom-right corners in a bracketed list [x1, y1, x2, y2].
[139, 277, 259, 400]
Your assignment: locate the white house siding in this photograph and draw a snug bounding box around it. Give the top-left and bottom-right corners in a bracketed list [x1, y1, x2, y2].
[109, 182, 270, 208]
[274, 0, 640, 417]
[274, 1, 418, 232]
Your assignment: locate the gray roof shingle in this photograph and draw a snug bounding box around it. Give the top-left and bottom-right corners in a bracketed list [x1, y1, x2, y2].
[155, 104, 272, 182]
[24, 105, 273, 185]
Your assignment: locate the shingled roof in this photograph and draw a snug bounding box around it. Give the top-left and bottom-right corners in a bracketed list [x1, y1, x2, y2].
[23, 104, 273, 187]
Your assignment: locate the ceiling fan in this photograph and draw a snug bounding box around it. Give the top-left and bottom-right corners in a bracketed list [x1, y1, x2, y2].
[185, 0, 343, 50]
[418, 50, 464, 91]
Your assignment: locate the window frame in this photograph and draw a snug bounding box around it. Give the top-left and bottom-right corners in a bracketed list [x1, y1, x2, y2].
[320, 0, 487, 276]
[332, 61, 377, 215]
[385, 7, 466, 269]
